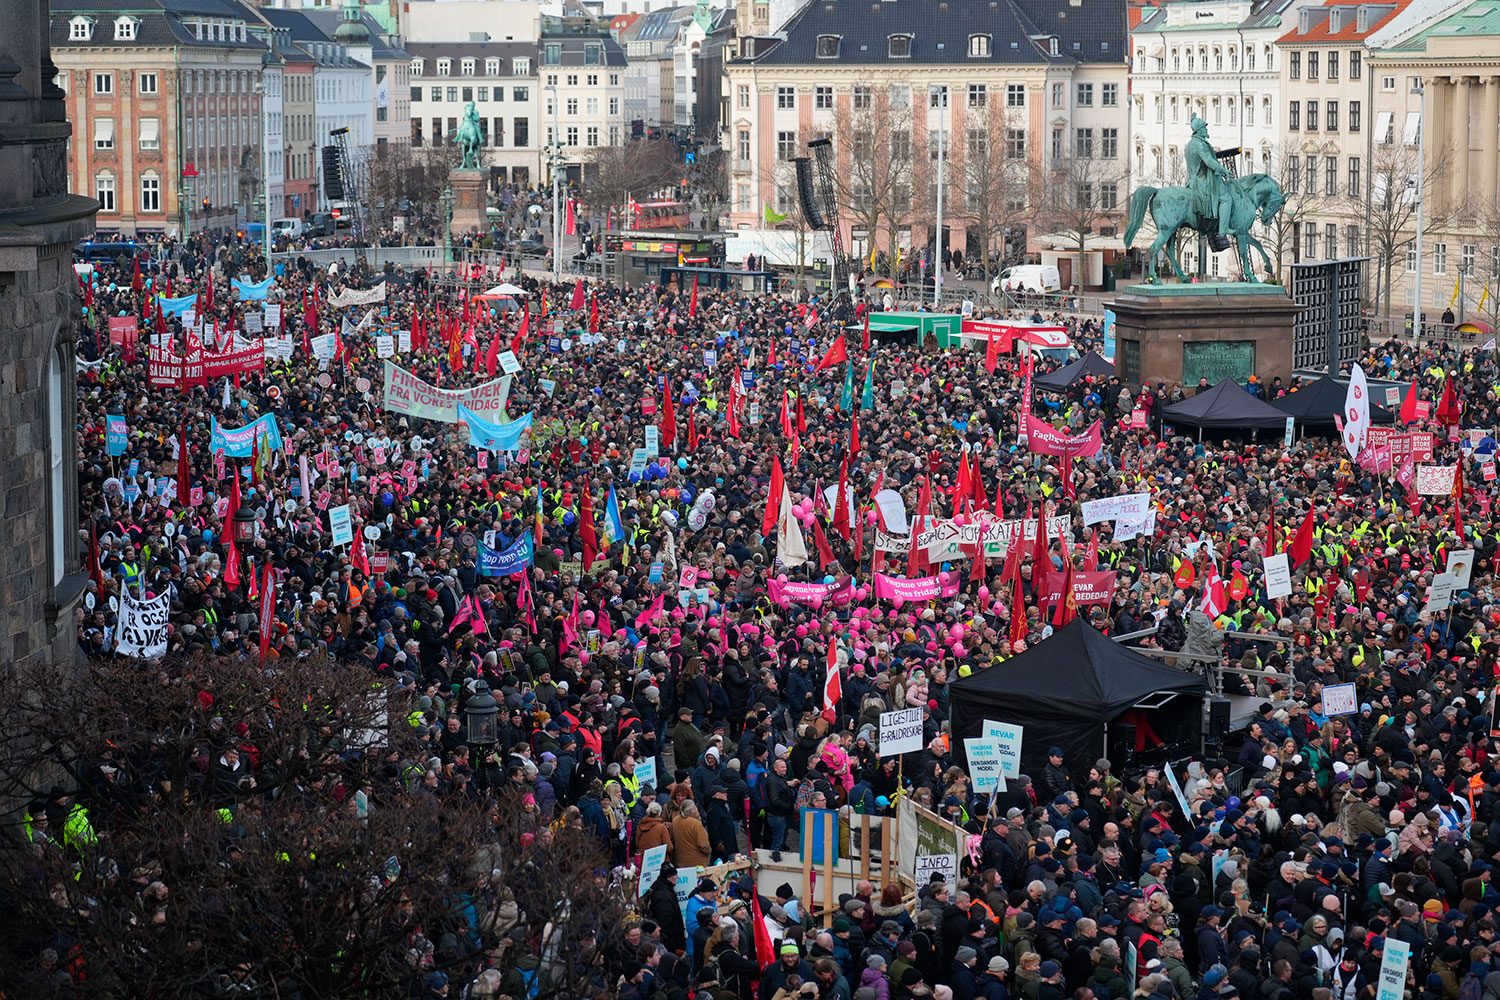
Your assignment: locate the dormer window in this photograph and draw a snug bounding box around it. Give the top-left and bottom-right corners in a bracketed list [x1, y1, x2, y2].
[115, 16, 138, 40]
[410, 58, 424, 76]
[461, 57, 475, 75]
[436, 58, 451, 76]
[486, 57, 500, 75]
[816, 34, 840, 58]
[888, 34, 912, 58]
[69, 16, 93, 40]
[1049, 36, 1060, 56]
[968, 33, 990, 56]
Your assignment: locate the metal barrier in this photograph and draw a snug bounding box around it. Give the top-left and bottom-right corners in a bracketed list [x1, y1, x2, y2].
[270, 246, 448, 272]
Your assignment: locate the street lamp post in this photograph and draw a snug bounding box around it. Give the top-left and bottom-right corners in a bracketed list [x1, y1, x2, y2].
[255, 80, 270, 263]
[547, 83, 562, 283]
[932, 86, 947, 308]
[440, 186, 454, 267]
[1412, 78, 1427, 342]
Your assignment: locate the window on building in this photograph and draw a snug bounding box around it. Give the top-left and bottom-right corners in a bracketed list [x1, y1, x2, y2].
[890, 130, 910, 161]
[565, 125, 578, 146]
[1289, 101, 1300, 130]
[969, 34, 990, 57]
[513, 87, 528, 102]
[1006, 128, 1025, 159]
[1075, 128, 1093, 158]
[1350, 51, 1362, 79]
[1348, 156, 1360, 197]
[1303, 222, 1318, 259]
[437, 58, 451, 76]
[514, 58, 531, 76]
[739, 84, 752, 109]
[609, 98, 618, 115]
[544, 44, 560, 65]
[815, 86, 833, 109]
[585, 43, 601, 65]
[1406, 245, 1417, 272]
[1463, 244, 1476, 276]
[114, 15, 137, 40]
[737, 129, 751, 160]
[1307, 52, 1318, 79]
[514, 118, 528, 146]
[1171, 97, 1179, 123]
[888, 34, 912, 58]
[1287, 156, 1300, 194]
[1435, 242, 1448, 274]
[1290, 52, 1300, 79]
[1305, 156, 1317, 194]
[851, 85, 871, 110]
[94, 72, 113, 95]
[93, 117, 114, 149]
[1007, 83, 1025, 108]
[477, 87, 488, 102]
[967, 128, 986, 158]
[462, 87, 473, 103]
[69, 16, 91, 39]
[968, 83, 986, 108]
[448, 87, 458, 103]
[1101, 182, 1118, 209]
[139, 117, 160, 150]
[1327, 101, 1338, 131]
[776, 86, 794, 109]
[411, 118, 424, 146]
[140, 172, 160, 212]
[1324, 227, 1337, 259]
[484, 57, 499, 76]
[1349, 101, 1360, 132]
[566, 98, 578, 115]
[1172, 48, 1181, 72]
[461, 58, 475, 76]
[411, 85, 423, 102]
[1052, 82, 1064, 108]
[1076, 83, 1093, 107]
[1102, 82, 1118, 107]
[585, 97, 598, 115]
[95, 171, 115, 212]
[1101, 127, 1118, 158]
[586, 126, 599, 146]
[929, 85, 947, 109]
[432, 117, 443, 145]
[816, 34, 840, 58]
[586, 74, 597, 86]
[1326, 157, 1336, 195]
[777, 130, 797, 159]
[1308, 100, 1319, 130]
[890, 84, 910, 108]
[410, 58, 424, 76]
[1346, 225, 1361, 257]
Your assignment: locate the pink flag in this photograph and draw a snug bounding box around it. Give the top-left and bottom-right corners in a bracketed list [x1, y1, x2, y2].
[635, 592, 665, 631]
[1199, 569, 1227, 617]
[448, 595, 474, 634]
[471, 596, 488, 639]
[598, 598, 613, 638]
[518, 573, 537, 633]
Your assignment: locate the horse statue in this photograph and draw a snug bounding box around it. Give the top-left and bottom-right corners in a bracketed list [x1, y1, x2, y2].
[1124, 172, 1286, 283]
[450, 101, 485, 172]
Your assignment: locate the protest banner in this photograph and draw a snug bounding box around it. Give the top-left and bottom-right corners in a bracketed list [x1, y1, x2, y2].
[1081, 493, 1151, 526]
[458, 405, 533, 453]
[638, 844, 668, 898]
[1022, 415, 1104, 458]
[108, 315, 138, 345]
[914, 853, 957, 886]
[1375, 939, 1410, 1000]
[116, 591, 169, 658]
[1114, 510, 1157, 539]
[1416, 464, 1457, 495]
[878, 708, 925, 756]
[1263, 553, 1293, 599]
[767, 576, 854, 607]
[872, 573, 943, 601]
[383, 361, 513, 423]
[106, 414, 128, 456]
[963, 738, 1005, 793]
[326, 282, 387, 308]
[210, 414, 284, 457]
[477, 533, 535, 576]
[328, 504, 354, 546]
[1448, 548, 1476, 589]
[1425, 572, 1458, 613]
[1322, 683, 1358, 716]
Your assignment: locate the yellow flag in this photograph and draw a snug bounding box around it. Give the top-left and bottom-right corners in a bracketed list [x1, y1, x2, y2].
[1451, 280, 1462, 307]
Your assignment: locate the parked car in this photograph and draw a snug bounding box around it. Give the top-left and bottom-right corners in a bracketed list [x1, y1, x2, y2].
[74, 241, 150, 266]
[992, 264, 1061, 295]
[271, 218, 305, 239]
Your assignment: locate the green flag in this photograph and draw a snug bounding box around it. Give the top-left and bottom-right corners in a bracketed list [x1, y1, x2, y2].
[860, 358, 875, 411]
[764, 202, 787, 225]
[840, 359, 854, 411]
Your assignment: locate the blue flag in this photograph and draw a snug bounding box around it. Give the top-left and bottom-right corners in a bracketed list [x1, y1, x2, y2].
[605, 485, 625, 545]
[106, 414, 128, 457]
[230, 276, 275, 300]
[477, 532, 535, 576]
[458, 403, 532, 453]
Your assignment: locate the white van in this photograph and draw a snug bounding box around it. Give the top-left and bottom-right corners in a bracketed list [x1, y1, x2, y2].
[993, 264, 1061, 295]
[271, 218, 305, 239]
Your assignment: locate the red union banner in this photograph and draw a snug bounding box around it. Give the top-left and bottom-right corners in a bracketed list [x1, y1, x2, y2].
[203, 342, 266, 379]
[1034, 569, 1117, 606]
[1023, 414, 1104, 458]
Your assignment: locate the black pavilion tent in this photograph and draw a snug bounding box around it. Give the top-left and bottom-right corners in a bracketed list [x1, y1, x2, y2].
[1271, 375, 1396, 430]
[1035, 352, 1116, 392]
[1159, 379, 1289, 431]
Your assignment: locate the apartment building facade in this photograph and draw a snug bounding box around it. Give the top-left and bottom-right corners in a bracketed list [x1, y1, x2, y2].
[408, 42, 541, 186]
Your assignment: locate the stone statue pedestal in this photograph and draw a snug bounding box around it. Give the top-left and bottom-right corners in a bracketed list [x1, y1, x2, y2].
[1105, 282, 1300, 389]
[448, 170, 489, 236]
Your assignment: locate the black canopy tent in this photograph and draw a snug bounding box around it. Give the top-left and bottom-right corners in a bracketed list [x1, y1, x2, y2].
[1271, 375, 1396, 430]
[1035, 352, 1116, 392]
[1159, 379, 1289, 432]
[950, 620, 1207, 781]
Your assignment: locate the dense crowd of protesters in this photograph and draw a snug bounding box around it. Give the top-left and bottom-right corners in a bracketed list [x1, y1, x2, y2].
[57, 226, 1500, 1000]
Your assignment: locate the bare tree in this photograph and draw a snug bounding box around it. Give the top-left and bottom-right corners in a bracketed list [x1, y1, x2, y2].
[582, 139, 682, 228]
[956, 108, 1033, 281]
[831, 91, 916, 278]
[0, 653, 627, 999]
[1474, 199, 1500, 331]
[1038, 151, 1129, 291]
[1366, 138, 1456, 317]
[1254, 137, 1314, 281]
[689, 147, 729, 230]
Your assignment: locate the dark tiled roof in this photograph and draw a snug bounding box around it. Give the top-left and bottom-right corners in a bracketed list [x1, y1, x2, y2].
[538, 33, 628, 67]
[52, 0, 266, 49]
[750, 0, 1126, 66]
[298, 10, 410, 59]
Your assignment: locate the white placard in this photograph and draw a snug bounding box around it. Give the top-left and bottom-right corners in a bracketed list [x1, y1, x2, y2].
[328, 503, 354, 546]
[264, 304, 283, 329]
[1416, 464, 1458, 495]
[1425, 571, 1458, 614]
[1263, 552, 1293, 599]
[116, 591, 170, 659]
[638, 844, 668, 898]
[397, 330, 411, 353]
[1114, 510, 1157, 539]
[1448, 548, 1476, 590]
[1375, 938, 1411, 1000]
[1081, 493, 1151, 527]
[636, 757, 658, 793]
[879, 708, 925, 757]
[498, 350, 522, 374]
[914, 853, 957, 886]
[1322, 682, 1358, 716]
[964, 738, 1005, 793]
[645, 424, 659, 457]
[376, 335, 395, 358]
[981, 720, 1025, 778]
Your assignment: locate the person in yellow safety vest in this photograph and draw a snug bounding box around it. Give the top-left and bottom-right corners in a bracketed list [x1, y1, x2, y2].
[63, 802, 96, 853]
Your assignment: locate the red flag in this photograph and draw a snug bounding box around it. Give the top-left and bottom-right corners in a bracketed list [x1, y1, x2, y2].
[511, 301, 531, 355]
[954, 450, 972, 504]
[1400, 381, 1420, 426]
[350, 520, 370, 575]
[88, 520, 103, 594]
[769, 332, 778, 368]
[815, 334, 848, 372]
[849, 411, 860, 457]
[906, 476, 932, 578]
[822, 638, 842, 725]
[795, 393, 806, 436]
[751, 887, 776, 971]
[1052, 555, 1076, 628]
[1008, 573, 1028, 646]
[565, 197, 577, 236]
[762, 456, 784, 537]
[579, 479, 599, 570]
[1264, 511, 1277, 555]
[1029, 501, 1049, 571]
[1199, 566, 1228, 617]
[131, 255, 143, 293]
[831, 458, 851, 541]
[660, 375, 677, 449]
[861, 311, 870, 353]
[1085, 529, 1098, 569]
[688, 410, 699, 452]
[1437, 375, 1463, 426]
[570, 280, 586, 311]
[984, 328, 1001, 374]
[689, 274, 699, 317]
[812, 516, 837, 570]
[728, 370, 742, 440]
[1288, 505, 1317, 567]
[589, 292, 600, 334]
[177, 423, 191, 505]
[258, 563, 276, 660]
[485, 323, 502, 376]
